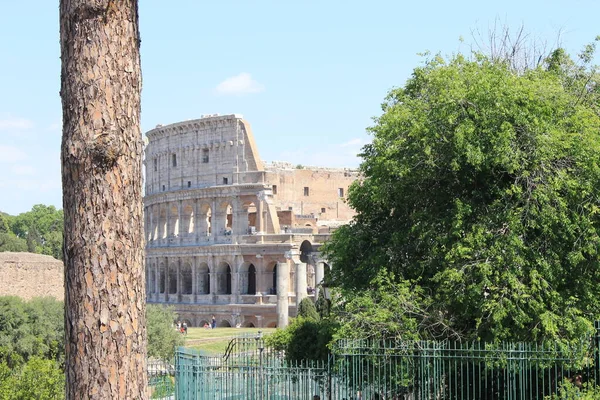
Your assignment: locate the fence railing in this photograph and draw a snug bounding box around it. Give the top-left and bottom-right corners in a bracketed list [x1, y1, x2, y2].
[171, 327, 600, 400]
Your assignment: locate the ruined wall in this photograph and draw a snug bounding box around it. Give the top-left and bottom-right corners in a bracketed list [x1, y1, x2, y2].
[265, 162, 357, 225]
[0, 252, 64, 300]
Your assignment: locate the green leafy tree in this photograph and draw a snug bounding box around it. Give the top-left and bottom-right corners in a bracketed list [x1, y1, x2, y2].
[0, 233, 27, 253]
[324, 45, 600, 343]
[0, 357, 65, 400]
[146, 304, 184, 361]
[0, 297, 64, 368]
[11, 205, 63, 260]
[297, 297, 320, 321]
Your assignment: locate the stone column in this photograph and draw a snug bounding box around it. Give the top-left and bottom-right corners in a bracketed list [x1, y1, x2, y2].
[191, 256, 197, 303]
[164, 257, 170, 302]
[295, 262, 307, 308]
[178, 199, 183, 244]
[315, 261, 325, 298]
[256, 199, 264, 233]
[154, 261, 159, 300]
[165, 204, 171, 240]
[209, 256, 216, 300]
[276, 261, 290, 328]
[177, 259, 182, 302]
[194, 199, 200, 243]
[231, 262, 239, 303]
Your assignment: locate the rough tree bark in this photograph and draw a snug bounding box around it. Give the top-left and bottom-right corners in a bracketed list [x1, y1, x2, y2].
[60, 0, 147, 398]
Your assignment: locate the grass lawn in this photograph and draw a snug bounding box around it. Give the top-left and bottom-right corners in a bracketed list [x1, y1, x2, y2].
[183, 327, 276, 356]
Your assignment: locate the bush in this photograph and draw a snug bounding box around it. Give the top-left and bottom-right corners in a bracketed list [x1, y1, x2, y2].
[297, 298, 319, 321]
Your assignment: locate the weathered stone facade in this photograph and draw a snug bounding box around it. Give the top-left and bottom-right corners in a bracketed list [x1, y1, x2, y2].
[0, 252, 64, 300]
[144, 114, 357, 327]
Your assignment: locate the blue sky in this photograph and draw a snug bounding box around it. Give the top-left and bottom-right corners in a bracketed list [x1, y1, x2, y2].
[0, 0, 598, 216]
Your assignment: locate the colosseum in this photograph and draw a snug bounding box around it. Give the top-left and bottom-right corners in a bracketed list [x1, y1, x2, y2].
[144, 114, 357, 328]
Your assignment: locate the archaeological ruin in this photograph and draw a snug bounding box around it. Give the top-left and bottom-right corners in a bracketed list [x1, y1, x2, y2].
[144, 114, 357, 328]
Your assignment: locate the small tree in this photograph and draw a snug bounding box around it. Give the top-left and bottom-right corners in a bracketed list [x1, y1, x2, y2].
[297, 298, 320, 321]
[146, 305, 184, 361]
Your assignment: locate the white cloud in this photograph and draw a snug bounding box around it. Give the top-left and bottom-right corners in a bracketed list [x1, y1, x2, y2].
[215, 73, 265, 95]
[0, 145, 27, 163]
[0, 117, 34, 131]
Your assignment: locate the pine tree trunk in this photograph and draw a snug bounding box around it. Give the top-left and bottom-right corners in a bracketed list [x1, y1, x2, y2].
[60, 0, 147, 398]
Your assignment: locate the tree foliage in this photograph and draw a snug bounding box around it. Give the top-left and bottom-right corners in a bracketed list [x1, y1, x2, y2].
[324, 43, 600, 343]
[297, 297, 320, 321]
[0, 357, 65, 400]
[0, 297, 64, 369]
[265, 316, 336, 363]
[0, 205, 63, 260]
[146, 304, 184, 361]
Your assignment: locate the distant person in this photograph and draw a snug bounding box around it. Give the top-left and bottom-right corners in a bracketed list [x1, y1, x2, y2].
[211, 315, 216, 329]
[182, 321, 188, 335]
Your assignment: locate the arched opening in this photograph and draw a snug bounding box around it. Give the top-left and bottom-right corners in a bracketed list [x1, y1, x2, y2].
[199, 203, 211, 236]
[218, 320, 232, 328]
[152, 208, 159, 240]
[170, 204, 179, 236]
[217, 262, 232, 295]
[271, 263, 278, 295]
[243, 322, 255, 328]
[181, 262, 192, 294]
[198, 320, 209, 328]
[300, 240, 313, 263]
[243, 201, 257, 234]
[159, 264, 166, 294]
[168, 264, 177, 294]
[182, 319, 192, 327]
[182, 203, 194, 235]
[226, 204, 233, 231]
[160, 207, 167, 239]
[196, 263, 210, 294]
[266, 321, 277, 328]
[248, 264, 256, 295]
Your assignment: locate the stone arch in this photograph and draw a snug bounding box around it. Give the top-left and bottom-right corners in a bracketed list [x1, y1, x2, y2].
[168, 263, 178, 294]
[196, 262, 210, 294]
[242, 201, 257, 234]
[218, 319, 232, 328]
[182, 202, 194, 235]
[216, 261, 232, 295]
[217, 201, 233, 235]
[238, 262, 257, 295]
[265, 261, 278, 295]
[180, 261, 192, 294]
[243, 321, 255, 328]
[266, 321, 277, 328]
[182, 318, 192, 327]
[198, 319, 209, 328]
[300, 240, 313, 263]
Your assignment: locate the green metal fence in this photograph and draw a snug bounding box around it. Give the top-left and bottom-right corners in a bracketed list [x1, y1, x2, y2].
[174, 325, 600, 399]
[149, 359, 176, 399]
